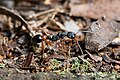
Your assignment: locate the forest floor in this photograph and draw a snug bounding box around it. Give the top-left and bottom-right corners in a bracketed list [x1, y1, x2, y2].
[0, 0, 120, 80]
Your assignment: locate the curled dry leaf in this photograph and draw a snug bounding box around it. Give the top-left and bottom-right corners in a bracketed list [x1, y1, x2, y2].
[70, 0, 120, 21]
[85, 17, 119, 51]
[44, 53, 65, 62]
[102, 54, 120, 65]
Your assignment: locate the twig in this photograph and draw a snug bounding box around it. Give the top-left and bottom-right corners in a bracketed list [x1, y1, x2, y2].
[32, 15, 50, 28]
[15, 47, 24, 54]
[77, 41, 84, 55]
[15, 68, 26, 73]
[23, 52, 34, 67]
[85, 50, 102, 62]
[29, 9, 56, 19]
[51, 11, 58, 20]
[52, 19, 66, 30]
[0, 6, 34, 36]
[102, 53, 120, 64]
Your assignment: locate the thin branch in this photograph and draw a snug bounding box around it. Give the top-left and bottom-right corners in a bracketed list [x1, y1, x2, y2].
[29, 9, 56, 19]
[0, 6, 34, 36]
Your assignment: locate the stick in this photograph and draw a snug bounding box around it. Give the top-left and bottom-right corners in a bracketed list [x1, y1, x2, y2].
[29, 9, 56, 19]
[0, 6, 34, 36]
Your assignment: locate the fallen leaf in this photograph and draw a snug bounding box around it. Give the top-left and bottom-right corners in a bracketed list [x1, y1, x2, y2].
[85, 17, 118, 51]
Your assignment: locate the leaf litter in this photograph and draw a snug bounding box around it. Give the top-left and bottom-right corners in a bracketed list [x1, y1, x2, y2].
[0, 0, 120, 79]
[85, 17, 119, 51]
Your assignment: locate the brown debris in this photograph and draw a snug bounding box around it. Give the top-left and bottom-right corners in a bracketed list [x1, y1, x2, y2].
[0, 6, 34, 36]
[0, 0, 120, 77]
[70, 0, 120, 21]
[102, 54, 120, 65]
[115, 65, 120, 70]
[43, 53, 65, 62]
[85, 17, 119, 51]
[85, 50, 102, 62]
[23, 52, 34, 67]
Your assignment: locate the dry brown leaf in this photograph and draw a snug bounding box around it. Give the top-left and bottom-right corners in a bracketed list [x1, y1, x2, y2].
[70, 0, 120, 20]
[85, 18, 119, 51]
